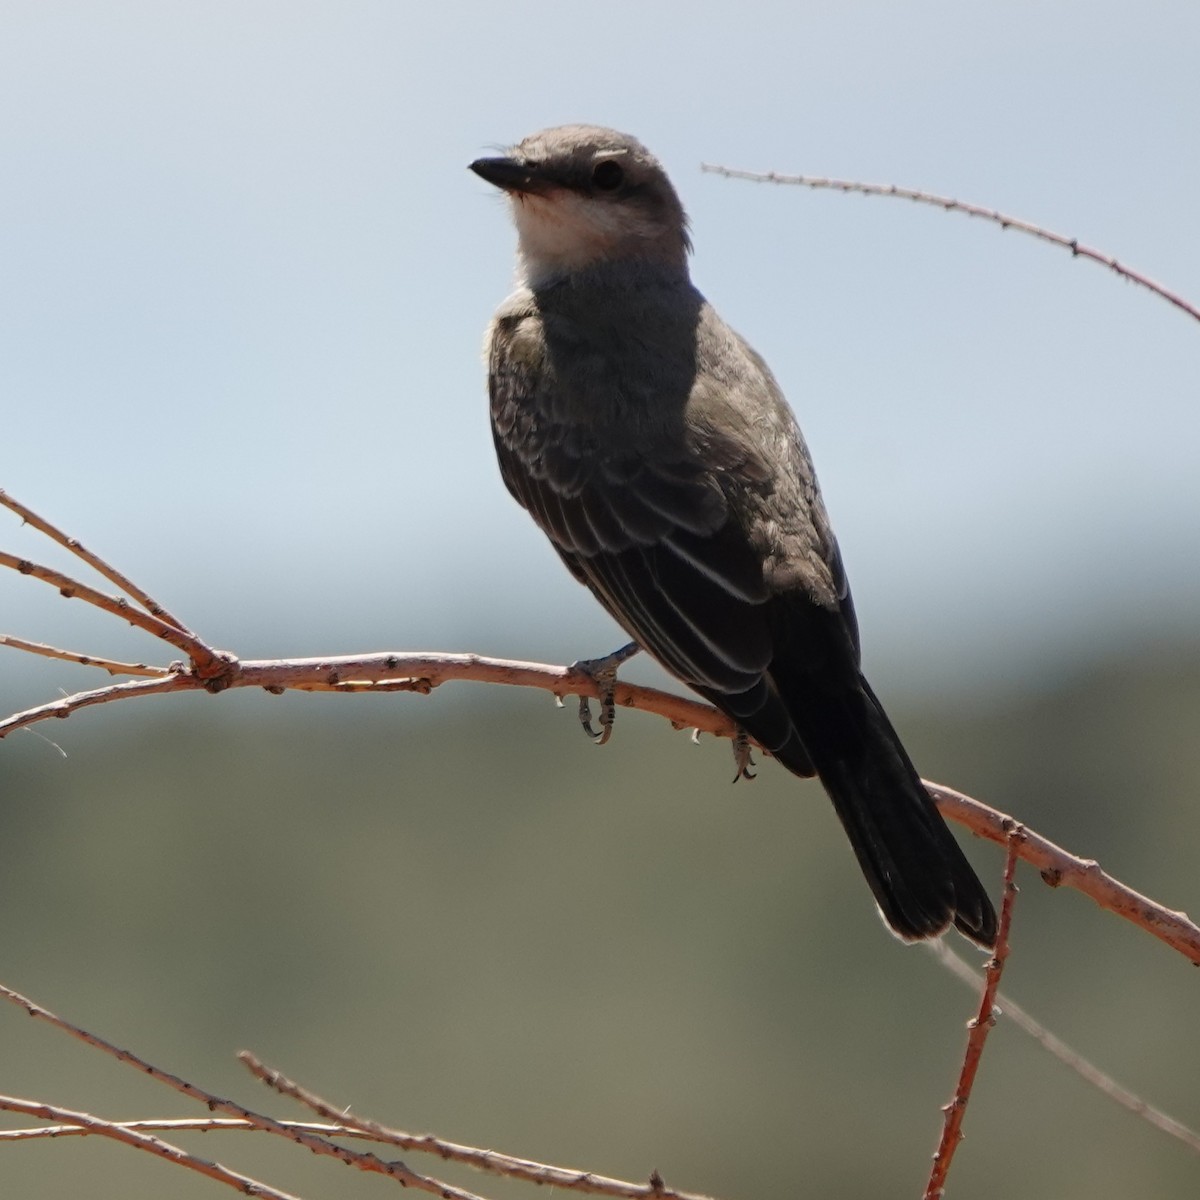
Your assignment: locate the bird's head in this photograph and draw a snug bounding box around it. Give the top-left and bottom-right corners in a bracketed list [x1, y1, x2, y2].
[470, 125, 691, 285]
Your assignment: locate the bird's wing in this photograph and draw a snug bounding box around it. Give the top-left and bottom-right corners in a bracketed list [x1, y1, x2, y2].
[487, 298, 859, 769]
[488, 305, 778, 697]
[494, 418, 774, 695]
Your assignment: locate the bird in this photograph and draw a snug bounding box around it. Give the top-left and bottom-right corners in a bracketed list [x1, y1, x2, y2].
[470, 125, 997, 947]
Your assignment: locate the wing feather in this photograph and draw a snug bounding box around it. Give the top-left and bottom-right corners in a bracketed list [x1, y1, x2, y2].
[488, 298, 821, 763]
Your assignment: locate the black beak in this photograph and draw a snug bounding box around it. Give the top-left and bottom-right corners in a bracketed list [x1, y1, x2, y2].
[469, 156, 557, 196]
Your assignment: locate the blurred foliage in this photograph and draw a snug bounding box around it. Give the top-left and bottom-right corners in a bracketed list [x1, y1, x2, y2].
[1, 641, 1198, 1199]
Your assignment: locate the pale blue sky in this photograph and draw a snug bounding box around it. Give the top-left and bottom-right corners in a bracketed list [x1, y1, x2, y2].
[2, 2, 1198, 703]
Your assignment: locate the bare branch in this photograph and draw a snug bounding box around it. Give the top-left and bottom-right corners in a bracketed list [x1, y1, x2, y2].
[4, 489, 1198, 969]
[926, 830, 1023, 1199]
[241, 1051, 710, 1200]
[0, 652, 732, 741]
[0, 634, 169, 677]
[928, 940, 1200, 1157]
[0, 980, 704, 1200]
[0, 550, 226, 676]
[0, 982, 492, 1200]
[927, 783, 1200, 965]
[0, 673, 198, 733]
[0, 1117, 363, 1142]
[699, 165, 1200, 327]
[0, 1094, 303, 1200]
[0, 489, 190, 630]
[3, 645, 1196, 965]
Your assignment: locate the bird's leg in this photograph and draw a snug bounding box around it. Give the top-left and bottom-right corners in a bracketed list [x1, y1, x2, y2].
[731, 728, 757, 782]
[571, 642, 641, 746]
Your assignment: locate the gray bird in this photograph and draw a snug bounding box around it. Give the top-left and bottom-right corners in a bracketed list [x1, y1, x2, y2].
[471, 125, 996, 947]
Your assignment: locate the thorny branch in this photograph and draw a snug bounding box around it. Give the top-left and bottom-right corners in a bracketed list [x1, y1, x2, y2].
[0, 1117, 377, 1143]
[240, 1052, 708, 1200]
[925, 832, 1022, 1199]
[699, 165, 1200, 328]
[0, 982, 710, 1200]
[0, 633, 168, 677]
[0, 983, 489, 1200]
[928, 940, 1200, 1158]
[0, 1095, 304, 1200]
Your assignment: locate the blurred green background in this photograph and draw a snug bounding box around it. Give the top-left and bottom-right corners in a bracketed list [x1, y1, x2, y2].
[2, 642, 1198, 1198]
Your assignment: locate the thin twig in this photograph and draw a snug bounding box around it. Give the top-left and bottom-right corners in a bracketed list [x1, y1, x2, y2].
[0, 673, 199, 732]
[926, 829, 1023, 1199]
[0, 1117, 365, 1142]
[699, 165, 1200, 327]
[0, 550, 226, 676]
[0, 634, 169, 677]
[0, 982, 490, 1200]
[0, 979, 705, 1200]
[241, 1052, 708, 1200]
[928, 940, 1200, 1157]
[0, 489, 190, 630]
[0, 1094, 303, 1200]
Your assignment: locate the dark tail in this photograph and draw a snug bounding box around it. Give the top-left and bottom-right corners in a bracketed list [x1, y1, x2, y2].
[776, 676, 997, 948]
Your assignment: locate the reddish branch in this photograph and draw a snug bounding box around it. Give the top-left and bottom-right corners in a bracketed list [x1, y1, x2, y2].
[3, 488, 1200, 968]
[0, 982, 491, 1200]
[929, 940, 1200, 1157]
[0, 547, 226, 676]
[927, 783, 1200, 963]
[2, 642, 1197, 966]
[0, 1116, 364, 1142]
[0, 490, 189, 630]
[0, 634, 168, 677]
[241, 1051, 708, 1200]
[699, 166, 1200, 327]
[0, 980, 710, 1200]
[0, 1094, 303, 1200]
[925, 832, 1023, 1199]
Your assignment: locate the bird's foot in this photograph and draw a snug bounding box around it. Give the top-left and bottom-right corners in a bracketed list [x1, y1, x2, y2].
[731, 728, 757, 782]
[571, 642, 641, 746]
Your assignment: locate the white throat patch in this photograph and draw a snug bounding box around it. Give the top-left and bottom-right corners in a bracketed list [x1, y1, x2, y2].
[511, 190, 661, 285]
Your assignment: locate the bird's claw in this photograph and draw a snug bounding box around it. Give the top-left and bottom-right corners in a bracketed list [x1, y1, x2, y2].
[570, 642, 640, 746]
[732, 728, 757, 782]
[578, 693, 615, 745]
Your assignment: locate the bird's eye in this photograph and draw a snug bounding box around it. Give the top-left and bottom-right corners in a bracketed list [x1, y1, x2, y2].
[591, 160, 624, 191]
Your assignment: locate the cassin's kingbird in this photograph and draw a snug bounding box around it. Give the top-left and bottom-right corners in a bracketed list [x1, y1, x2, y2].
[471, 125, 996, 947]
